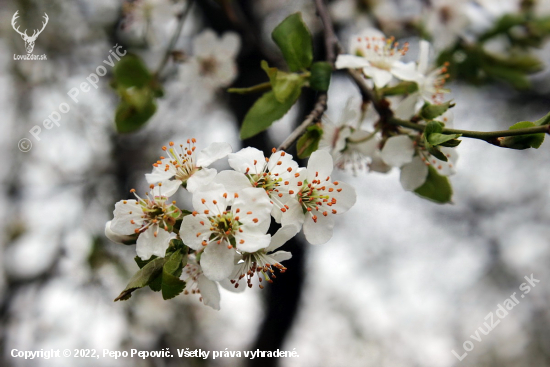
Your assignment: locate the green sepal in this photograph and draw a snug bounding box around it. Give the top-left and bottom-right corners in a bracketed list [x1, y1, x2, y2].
[297, 124, 323, 158]
[414, 166, 453, 204]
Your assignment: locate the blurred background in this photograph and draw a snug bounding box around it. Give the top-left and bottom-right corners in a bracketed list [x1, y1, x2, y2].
[1, 0, 550, 366]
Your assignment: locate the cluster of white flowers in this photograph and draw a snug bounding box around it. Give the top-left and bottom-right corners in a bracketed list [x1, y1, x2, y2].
[326, 29, 458, 192]
[106, 140, 356, 309]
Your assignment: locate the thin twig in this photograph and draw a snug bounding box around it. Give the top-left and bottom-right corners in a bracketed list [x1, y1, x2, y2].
[389, 117, 550, 145]
[278, 94, 328, 151]
[313, 0, 341, 65]
[155, 0, 194, 77]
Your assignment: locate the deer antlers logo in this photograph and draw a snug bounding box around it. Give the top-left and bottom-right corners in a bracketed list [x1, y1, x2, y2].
[11, 11, 49, 54]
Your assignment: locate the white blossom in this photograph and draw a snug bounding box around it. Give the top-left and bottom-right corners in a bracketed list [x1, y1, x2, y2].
[229, 224, 299, 290]
[392, 40, 450, 106]
[179, 30, 241, 92]
[110, 186, 180, 260]
[380, 135, 458, 191]
[214, 147, 305, 223]
[335, 28, 412, 88]
[282, 150, 357, 245]
[179, 183, 272, 281]
[146, 139, 232, 196]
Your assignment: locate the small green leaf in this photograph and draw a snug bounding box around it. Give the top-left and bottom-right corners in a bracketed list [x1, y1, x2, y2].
[164, 249, 183, 277]
[428, 133, 462, 146]
[379, 81, 419, 97]
[310, 62, 332, 92]
[161, 271, 186, 300]
[426, 145, 448, 162]
[240, 90, 300, 140]
[440, 139, 462, 148]
[261, 60, 305, 103]
[135, 255, 157, 269]
[534, 111, 550, 126]
[297, 125, 323, 158]
[113, 54, 152, 89]
[414, 166, 453, 204]
[271, 13, 313, 72]
[501, 121, 545, 149]
[161, 249, 186, 300]
[115, 97, 157, 133]
[421, 101, 454, 120]
[483, 65, 531, 89]
[424, 120, 444, 136]
[115, 257, 166, 301]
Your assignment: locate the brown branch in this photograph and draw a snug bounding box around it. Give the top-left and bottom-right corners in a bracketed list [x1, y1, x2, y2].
[155, 0, 194, 77]
[278, 94, 328, 151]
[313, 0, 341, 65]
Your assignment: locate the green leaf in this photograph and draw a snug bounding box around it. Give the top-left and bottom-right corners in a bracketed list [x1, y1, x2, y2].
[271, 13, 313, 72]
[135, 255, 157, 269]
[164, 249, 183, 277]
[115, 97, 157, 133]
[161, 249, 186, 300]
[501, 121, 545, 149]
[240, 90, 300, 139]
[113, 54, 152, 89]
[534, 111, 550, 126]
[261, 60, 305, 103]
[161, 271, 186, 300]
[420, 101, 454, 120]
[428, 133, 462, 146]
[379, 81, 418, 97]
[297, 125, 323, 158]
[115, 257, 166, 301]
[310, 62, 332, 92]
[426, 145, 448, 162]
[414, 166, 453, 204]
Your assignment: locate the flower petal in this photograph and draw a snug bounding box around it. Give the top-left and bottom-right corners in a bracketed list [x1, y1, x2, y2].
[201, 243, 235, 281]
[380, 135, 415, 167]
[212, 170, 251, 200]
[363, 67, 393, 88]
[280, 199, 305, 227]
[145, 158, 177, 184]
[335, 54, 371, 69]
[136, 227, 173, 260]
[235, 232, 271, 253]
[191, 182, 228, 214]
[111, 200, 142, 235]
[180, 214, 211, 250]
[197, 142, 232, 167]
[266, 224, 300, 252]
[105, 221, 135, 245]
[331, 181, 357, 214]
[233, 187, 272, 234]
[400, 156, 429, 191]
[228, 147, 266, 174]
[219, 32, 241, 58]
[186, 167, 217, 193]
[197, 274, 221, 310]
[306, 150, 334, 183]
[303, 211, 334, 245]
[270, 250, 292, 263]
[391, 61, 421, 82]
[157, 180, 182, 197]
